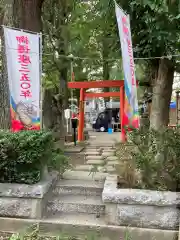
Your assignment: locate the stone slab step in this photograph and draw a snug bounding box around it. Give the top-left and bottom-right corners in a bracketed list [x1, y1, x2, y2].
[0, 217, 176, 240]
[85, 145, 101, 149]
[84, 148, 103, 153]
[85, 151, 101, 156]
[106, 166, 117, 173]
[102, 149, 115, 153]
[106, 156, 118, 161]
[102, 152, 115, 157]
[64, 147, 84, 153]
[107, 161, 119, 166]
[86, 160, 105, 165]
[53, 179, 103, 196]
[74, 164, 94, 171]
[74, 165, 107, 173]
[47, 195, 105, 215]
[63, 170, 108, 181]
[88, 141, 114, 145]
[44, 212, 106, 226]
[86, 155, 104, 160]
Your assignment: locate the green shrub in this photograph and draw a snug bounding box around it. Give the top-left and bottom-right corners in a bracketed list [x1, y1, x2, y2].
[48, 148, 70, 174]
[128, 127, 180, 191]
[0, 130, 53, 184]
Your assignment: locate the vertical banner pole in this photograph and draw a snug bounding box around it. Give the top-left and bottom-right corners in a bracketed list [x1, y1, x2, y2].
[39, 33, 43, 129]
[120, 86, 126, 142]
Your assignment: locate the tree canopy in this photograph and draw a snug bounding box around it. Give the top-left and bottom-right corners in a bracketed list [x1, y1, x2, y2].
[0, 0, 180, 131]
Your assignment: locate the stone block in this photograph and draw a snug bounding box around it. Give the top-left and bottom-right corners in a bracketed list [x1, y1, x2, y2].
[102, 176, 180, 230]
[107, 161, 119, 166]
[102, 152, 114, 157]
[97, 166, 107, 173]
[74, 165, 93, 171]
[0, 198, 42, 218]
[105, 203, 118, 225]
[103, 149, 115, 153]
[106, 156, 118, 161]
[117, 204, 179, 230]
[0, 172, 58, 219]
[86, 155, 103, 160]
[63, 170, 108, 181]
[106, 166, 116, 173]
[103, 176, 180, 206]
[86, 160, 105, 165]
[85, 151, 100, 156]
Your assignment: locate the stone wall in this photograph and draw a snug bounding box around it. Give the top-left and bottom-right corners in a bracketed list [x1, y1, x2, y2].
[0, 172, 58, 219]
[102, 175, 180, 230]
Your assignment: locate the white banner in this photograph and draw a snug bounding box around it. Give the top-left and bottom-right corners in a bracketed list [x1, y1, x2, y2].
[4, 27, 41, 131]
[115, 4, 139, 127]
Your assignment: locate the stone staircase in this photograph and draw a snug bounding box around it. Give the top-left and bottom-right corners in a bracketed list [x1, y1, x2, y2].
[44, 143, 118, 228]
[1, 138, 172, 240]
[46, 178, 106, 226]
[73, 144, 118, 174]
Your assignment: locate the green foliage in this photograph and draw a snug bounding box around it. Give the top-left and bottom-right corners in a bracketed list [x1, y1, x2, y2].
[129, 127, 180, 191]
[0, 130, 69, 185]
[116, 0, 180, 73]
[115, 143, 140, 188]
[0, 130, 53, 184]
[49, 148, 70, 174]
[8, 223, 132, 240]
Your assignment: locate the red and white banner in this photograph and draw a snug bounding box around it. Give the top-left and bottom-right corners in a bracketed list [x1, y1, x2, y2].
[4, 27, 41, 131]
[115, 3, 139, 129]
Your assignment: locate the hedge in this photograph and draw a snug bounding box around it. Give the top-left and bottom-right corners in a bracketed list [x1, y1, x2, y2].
[0, 130, 53, 184]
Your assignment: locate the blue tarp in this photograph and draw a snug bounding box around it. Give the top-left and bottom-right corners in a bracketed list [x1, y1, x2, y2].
[170, 102, 176, 109]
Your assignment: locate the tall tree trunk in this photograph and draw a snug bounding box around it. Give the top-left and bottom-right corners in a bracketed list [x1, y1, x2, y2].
[0, 1, 14, 129]
[102, 39, 110, 105]
[13, 0, 44, 31]
[150, 59, 174, 130]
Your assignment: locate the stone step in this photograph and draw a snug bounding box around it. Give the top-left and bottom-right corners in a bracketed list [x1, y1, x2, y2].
[63, 170, 108, 181]
[85, 150, 101, 154]
[86, 159, 105, 165]
[47, 195, 105, 215]
[44, 212, 106, 226]
[0, 217, 176, 240]
[85, 145, 102, 149]
[86, 155, 104, 160]
[107, 160, 119, 166]
[89, 143, 114, 148]
[106, 156, 118, 161]
[102, 149, 115, 153]
[74, 165, 107, 173]
[106, 166, 117, 173]
[53, 179, 103, 196]
[102, 152, 115, 157]
[74, 164, 94, 171]
[85, 151, 101, 156]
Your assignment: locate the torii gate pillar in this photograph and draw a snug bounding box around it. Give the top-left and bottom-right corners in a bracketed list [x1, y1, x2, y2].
[78, 88, 85, 141]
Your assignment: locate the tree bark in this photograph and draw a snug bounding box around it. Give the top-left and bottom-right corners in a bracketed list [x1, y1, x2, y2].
[13, 0, 44, 32]
[150, 59, 174, 130]
[0, 1, 14, 129]
[102, 39, 110, 105]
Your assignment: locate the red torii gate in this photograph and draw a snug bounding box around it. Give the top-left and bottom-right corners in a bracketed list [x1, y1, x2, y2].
[68, 80, 125, 141]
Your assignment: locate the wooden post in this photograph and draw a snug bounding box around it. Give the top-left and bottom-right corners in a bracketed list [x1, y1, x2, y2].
[120, 86, 126, 142]
[78, 88, 84, 141]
